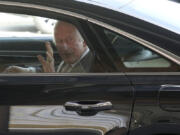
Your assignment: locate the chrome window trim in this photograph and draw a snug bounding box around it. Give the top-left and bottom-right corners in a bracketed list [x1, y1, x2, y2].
[125, 72, 180, 75]
[0, 73, 125, 76]
[0, 1, 180, 65]
[0, 72, 180, 76]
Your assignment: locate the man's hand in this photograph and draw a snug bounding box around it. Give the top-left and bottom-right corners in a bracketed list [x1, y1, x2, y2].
[37, 42, 55, 73]
[3, 66, 35, 73]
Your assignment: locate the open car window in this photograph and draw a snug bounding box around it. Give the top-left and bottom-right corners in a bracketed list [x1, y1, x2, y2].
[0, 12, 98, 73]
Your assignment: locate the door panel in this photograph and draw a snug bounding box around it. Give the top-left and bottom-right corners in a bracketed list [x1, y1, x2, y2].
[0, 74, 134, 135]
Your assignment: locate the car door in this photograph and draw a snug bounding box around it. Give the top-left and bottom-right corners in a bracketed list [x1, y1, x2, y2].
[0, 2, 134, 135]
[90, 16, 180, 135]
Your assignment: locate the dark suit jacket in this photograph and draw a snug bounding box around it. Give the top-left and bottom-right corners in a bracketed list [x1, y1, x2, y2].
[57, 52, 94, 73]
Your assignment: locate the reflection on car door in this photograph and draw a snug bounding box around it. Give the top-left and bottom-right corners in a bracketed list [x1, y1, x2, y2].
[0, 74, 134, 135]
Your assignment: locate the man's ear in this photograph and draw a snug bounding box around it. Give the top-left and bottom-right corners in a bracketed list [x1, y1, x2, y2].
[83, 40, 87, 47]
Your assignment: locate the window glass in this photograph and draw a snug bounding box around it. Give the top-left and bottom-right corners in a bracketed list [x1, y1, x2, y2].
[104, 29, 179, 71]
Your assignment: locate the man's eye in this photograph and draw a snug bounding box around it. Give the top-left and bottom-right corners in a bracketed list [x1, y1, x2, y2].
[57, 40, 63, 44]
[67, 37, 73, 43]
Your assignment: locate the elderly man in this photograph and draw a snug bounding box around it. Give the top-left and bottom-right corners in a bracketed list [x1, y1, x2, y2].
[4, 21, 93, 73]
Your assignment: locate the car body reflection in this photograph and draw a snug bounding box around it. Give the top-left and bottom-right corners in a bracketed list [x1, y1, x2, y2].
[9, 106, 128, 135]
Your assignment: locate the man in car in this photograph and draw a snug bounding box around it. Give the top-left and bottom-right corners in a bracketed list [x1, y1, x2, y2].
[4, 21, 93, 73]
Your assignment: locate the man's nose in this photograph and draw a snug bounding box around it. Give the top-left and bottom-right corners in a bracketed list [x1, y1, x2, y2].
[61, 42, 69, 50]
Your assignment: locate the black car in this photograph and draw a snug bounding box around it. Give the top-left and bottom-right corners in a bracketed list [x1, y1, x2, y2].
[0, 0, 180, 135]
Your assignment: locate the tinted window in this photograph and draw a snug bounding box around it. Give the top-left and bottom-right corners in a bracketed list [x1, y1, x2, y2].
[103, 29, 179, 72]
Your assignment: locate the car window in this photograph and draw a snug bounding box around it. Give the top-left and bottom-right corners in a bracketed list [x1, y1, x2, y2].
[3, 12, 178, 74]
[0, 12, 97, 73]
[102, 29, 180, 72]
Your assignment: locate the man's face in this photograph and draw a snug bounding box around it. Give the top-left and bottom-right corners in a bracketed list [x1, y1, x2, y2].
[54, 22, 86, 64]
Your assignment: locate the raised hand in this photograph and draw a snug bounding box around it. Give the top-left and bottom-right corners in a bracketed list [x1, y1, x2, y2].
[37, 42, 55, 72]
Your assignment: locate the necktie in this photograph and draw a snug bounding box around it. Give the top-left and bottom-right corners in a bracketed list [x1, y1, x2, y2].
[60, 63, 72, 73]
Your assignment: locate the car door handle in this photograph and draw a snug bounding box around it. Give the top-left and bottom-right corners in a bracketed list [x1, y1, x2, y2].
[159, 85, 180, 111]
[64, 100, 113, 116]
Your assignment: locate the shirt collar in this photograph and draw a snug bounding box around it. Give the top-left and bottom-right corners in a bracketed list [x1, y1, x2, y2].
[71, 47, 89, 67]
